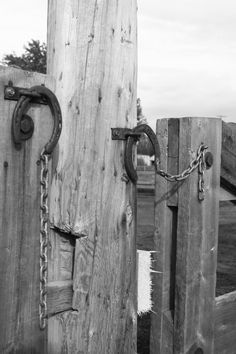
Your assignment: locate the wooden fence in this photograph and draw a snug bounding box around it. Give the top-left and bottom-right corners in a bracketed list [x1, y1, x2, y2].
[0, 1, 236, 352]
[137, 117, 236, 354]
[0, 0, 138, 352]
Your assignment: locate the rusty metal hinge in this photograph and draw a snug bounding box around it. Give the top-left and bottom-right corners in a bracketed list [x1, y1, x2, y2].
[111, 124, 160, 184]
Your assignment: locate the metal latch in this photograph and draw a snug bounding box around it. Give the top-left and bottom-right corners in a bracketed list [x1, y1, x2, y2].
[111, 128, 141, 141]
[4, 81, 47, 105]
[111, 124, 160, 184]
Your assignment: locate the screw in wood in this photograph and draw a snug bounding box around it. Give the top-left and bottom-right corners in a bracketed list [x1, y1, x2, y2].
[205, 152, 213, 169]
[5, 86, 16, 98]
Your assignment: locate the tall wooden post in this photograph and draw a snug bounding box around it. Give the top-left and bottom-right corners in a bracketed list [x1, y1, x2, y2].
[47, 1, 137, 353]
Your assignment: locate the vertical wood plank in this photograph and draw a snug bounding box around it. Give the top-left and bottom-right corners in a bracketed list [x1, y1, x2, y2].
[167, 119, 179, 207]
[0, 66, 54, 353]
[174, 118, 221, 353]
[150, 119, 177, 354]
[47, 1, 137, 353]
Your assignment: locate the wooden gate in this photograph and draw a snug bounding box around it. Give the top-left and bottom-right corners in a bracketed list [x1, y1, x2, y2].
[0, 67, 53, 352]
[0, 0, 138, 352]
[150, 117, 236, 354]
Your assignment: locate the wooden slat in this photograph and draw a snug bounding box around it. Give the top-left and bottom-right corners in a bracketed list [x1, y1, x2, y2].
[219, 186, 236, 201]
[221, 122, 236, 193]
[167, 118, 179, 207]
[150, 119, 176, 354]
[174, 118, 221, 353]
[47, 1, 137, 353]
[0, 66, 54, 353]
[47, 280, 73, 317]
[214, 291, 236, 354]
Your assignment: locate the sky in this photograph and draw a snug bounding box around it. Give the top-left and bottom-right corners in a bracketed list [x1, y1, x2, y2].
[0, 1, 236, 127]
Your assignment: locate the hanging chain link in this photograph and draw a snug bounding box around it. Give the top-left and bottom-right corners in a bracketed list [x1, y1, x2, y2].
[39, 150, 49, 330]
[198, 147, 206, 201]
[154, 143, 208, 201]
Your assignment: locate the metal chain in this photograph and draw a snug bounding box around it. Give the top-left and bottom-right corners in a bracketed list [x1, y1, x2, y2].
[198, 147, 206, 201]
[39, 150, 49, 330]
[154, 143, 208, 200]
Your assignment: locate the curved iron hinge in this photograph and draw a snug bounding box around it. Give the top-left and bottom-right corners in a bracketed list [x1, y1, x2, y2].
[111, 124, 160, 183]
[5, 82, 62, 154]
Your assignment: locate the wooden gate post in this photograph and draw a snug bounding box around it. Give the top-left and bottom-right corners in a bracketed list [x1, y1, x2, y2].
[47, 1, 137, 353]
[151, 118, 222, 354]
[0, 67, 54, 353]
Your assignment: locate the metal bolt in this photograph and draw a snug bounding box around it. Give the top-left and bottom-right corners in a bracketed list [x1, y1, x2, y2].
[205, 152, 213, 169]
[113, 129, 119, 138]
[20, 115, 34, 134]
[5, 86, 15, 98]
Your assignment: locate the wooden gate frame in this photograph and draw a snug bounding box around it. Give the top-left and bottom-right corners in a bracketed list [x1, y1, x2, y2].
[150, 117, 236, 354]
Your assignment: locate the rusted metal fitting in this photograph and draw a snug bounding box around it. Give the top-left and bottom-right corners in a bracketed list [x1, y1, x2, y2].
[205, 151, 213, 169]
[111, 124, 160, 184]
[20, 114, 34, 134]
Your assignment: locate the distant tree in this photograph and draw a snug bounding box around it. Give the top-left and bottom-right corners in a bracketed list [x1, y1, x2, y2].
[136, 98, 154, 156]
[137, 98, 147, 125]
[3, 40, 46, 74]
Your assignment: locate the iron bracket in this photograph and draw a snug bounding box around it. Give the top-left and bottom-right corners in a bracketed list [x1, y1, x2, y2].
[111, 128, 141, 141]
[111, 124, 160, 184]
[4, 81, 47, 105]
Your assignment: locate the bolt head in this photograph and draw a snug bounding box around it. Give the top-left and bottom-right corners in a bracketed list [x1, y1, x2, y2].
[5, 86, 15, 98]
[20, 115, 34, 134]
[205, 152, 214, 169]
[113, 129, 119, 137]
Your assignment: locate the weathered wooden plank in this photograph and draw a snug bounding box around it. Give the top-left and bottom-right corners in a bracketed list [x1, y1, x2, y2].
[221, 122, 236, 193]
[150, 119, 175, 354]
[219, 186, 236, 201]
[0, 66, 54, 353]
[174, 118, 221, 353]
[214, 291, 236, 354]
[47, 280, 73, 317]
[47, 0, 137, 353]
[48, 229, 75, 282]
[167, 118, 179, 207]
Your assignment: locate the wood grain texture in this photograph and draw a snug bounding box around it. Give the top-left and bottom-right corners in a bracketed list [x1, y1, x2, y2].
[48, 229, 75, 282]
[221, 122, 236, 193]
[47, 1, 137, 352]
[47, 280, 73, 317]
[150, 119, 175, 354]
[214, 291, 236, 354]
[219, 186, 236, 201]
[0, 66, 54, 353]
[174, 118, 221, 354]
[167, 119, 179, 207]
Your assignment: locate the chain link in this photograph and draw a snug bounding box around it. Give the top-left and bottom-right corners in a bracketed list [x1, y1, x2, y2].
[154, 143, 208, 201]
[39, 150, 49, 330]
[198, 147, 206, 201]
